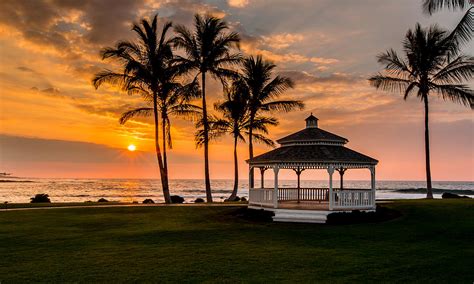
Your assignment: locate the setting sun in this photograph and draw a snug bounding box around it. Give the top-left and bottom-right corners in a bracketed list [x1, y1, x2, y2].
[127, 145, 136, 152]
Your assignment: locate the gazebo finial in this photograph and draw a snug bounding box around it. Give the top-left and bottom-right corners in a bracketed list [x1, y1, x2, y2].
[305, 113, 318, 128]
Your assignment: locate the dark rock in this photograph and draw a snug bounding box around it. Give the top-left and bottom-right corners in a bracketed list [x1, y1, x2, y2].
[143, 199, 155, 204]
[132, 201, 138, 204]
[240, 197, 247, 202]
[30, 194, 51, 203]
[98, 198, 108, 202]
[442, 192, 470, 199]
[170, 195, 184, 204]
[225, 196, 240, 202]
[194, 198, 205, 203]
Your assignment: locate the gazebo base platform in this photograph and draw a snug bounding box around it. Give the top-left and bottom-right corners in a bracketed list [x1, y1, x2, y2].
[248, 201, 375, 223]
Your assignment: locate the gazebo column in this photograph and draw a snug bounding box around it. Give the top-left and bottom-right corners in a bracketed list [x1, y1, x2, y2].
[273, 166, 279, 209]
[260, 167, 266, 189]
[293, 167, 304, 203]
[370, 166, 376, 209]
[328, 165, 335, 210]
[336, 167, 346, 190]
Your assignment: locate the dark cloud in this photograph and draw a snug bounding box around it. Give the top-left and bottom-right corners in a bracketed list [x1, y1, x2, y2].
[17, 66, 37, 73]
[279, 70, 365, 84]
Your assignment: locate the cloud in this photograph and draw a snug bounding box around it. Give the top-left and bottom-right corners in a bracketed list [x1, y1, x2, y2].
[228, 0, 249, 8]
[261, 33, 304, 49]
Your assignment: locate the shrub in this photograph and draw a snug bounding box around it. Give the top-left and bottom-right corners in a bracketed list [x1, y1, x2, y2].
[442, 192, 470, 199]
[326, 205, 401, 225]
[98, 198, 108, 202]
[30, 194, 51, 203]
[194, 198, 205, 203]
[233, 207, 274, 222]
[170, 195, 184, 204]
[143, 199, 155, 204]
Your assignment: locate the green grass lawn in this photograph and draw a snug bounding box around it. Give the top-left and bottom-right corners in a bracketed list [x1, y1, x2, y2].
[0, 200, 473, 283]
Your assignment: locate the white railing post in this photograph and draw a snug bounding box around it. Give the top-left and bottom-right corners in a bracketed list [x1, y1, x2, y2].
[370, 166, 376, 209]
[328, 165, 334, 210]
[273, 166, 279, 209]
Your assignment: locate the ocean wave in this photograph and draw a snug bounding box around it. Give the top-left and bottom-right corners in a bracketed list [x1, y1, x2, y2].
[391, 188, 474, 195]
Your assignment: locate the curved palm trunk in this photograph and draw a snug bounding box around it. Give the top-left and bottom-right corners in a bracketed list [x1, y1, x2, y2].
[228, 136, 239, 200]
[161, 115, 171, 203]
[248, 114, 255, 188]
[153, 95, 171, 204]
[424, 95, 433, 199]
[201, 72, 213, 202]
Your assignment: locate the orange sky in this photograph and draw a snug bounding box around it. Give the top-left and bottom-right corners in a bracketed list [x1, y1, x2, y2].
[0, 0, 473, 181]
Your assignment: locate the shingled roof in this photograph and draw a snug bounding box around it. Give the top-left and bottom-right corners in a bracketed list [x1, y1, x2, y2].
[248, 114, 378, 166]
[277, 128, 348, 144]
[249, 145, 378, 165]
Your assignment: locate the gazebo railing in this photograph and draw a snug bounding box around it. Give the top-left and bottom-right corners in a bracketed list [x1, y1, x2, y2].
[278, 188, 328, 202]
[332, 190, 374, 209]
[249, 188, 375, 209]
[249, 188, 274, 206]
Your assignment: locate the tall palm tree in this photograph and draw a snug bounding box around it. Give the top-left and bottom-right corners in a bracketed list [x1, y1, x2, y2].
[119, 79, 201, 189]
[239, 55, 304, 188]
[369, 24, 474, 199]
[212, 83, 276, 200]
[173, 14, 242, 202]
[422, 0, 473, 45]
[92, 15, 175, 203]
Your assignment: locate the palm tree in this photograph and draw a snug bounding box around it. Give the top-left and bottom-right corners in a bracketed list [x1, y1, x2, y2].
[369, 24, 474, 199]
[238, 55, 304, 188]
[119, 79, 201, 190]
[214, 83, 277, 200]
[196, 83, 276, 200]
[422, 0, 473, 45]
[173, 14, 242, 202]
[92, 15, 175, 203]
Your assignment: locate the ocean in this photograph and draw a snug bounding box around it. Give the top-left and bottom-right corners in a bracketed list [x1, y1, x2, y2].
[0, 178, 473, 203]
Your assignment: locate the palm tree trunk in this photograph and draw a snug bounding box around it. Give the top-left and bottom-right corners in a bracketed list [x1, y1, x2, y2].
[424, 94, 433, 199]
[161, 114, 171, 203]
[153, 95, 171, 204]
[228, 136, 239, 200]
[201, 72, 213, 202]
[248, 114, 254, 189]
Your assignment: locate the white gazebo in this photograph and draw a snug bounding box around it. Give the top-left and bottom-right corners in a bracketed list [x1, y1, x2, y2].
[247, 114, 378, 223]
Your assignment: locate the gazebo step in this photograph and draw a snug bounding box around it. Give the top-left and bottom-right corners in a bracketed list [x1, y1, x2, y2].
[272, 209, 331, 224]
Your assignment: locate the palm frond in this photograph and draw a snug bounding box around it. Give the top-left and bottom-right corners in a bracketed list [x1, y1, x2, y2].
[422, 0, 469, 14]
[119, 107, 154, 124]
[430, 83, 474, 108]
[368, 74, 413, 93]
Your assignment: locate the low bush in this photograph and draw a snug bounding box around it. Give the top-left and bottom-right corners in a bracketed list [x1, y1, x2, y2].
[170, 195, 184, 204]
[232, 207, 274, 222]
[326, 205, 401, 225]
[98, 198, 108, 202]
[442, 192, 470, 199]
[30, 194, 51, 203]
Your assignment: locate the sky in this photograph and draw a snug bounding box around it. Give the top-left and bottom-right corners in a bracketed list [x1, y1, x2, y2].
[0, 0, 472, 181]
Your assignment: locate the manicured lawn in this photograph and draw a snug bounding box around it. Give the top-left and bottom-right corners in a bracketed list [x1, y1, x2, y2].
[0, 200, 473, 283]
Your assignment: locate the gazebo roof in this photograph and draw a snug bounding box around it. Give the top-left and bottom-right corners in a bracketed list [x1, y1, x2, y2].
[248, 144, 378, 165]
[277, 127, 348, 145]
[248, 114, 378, 167]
